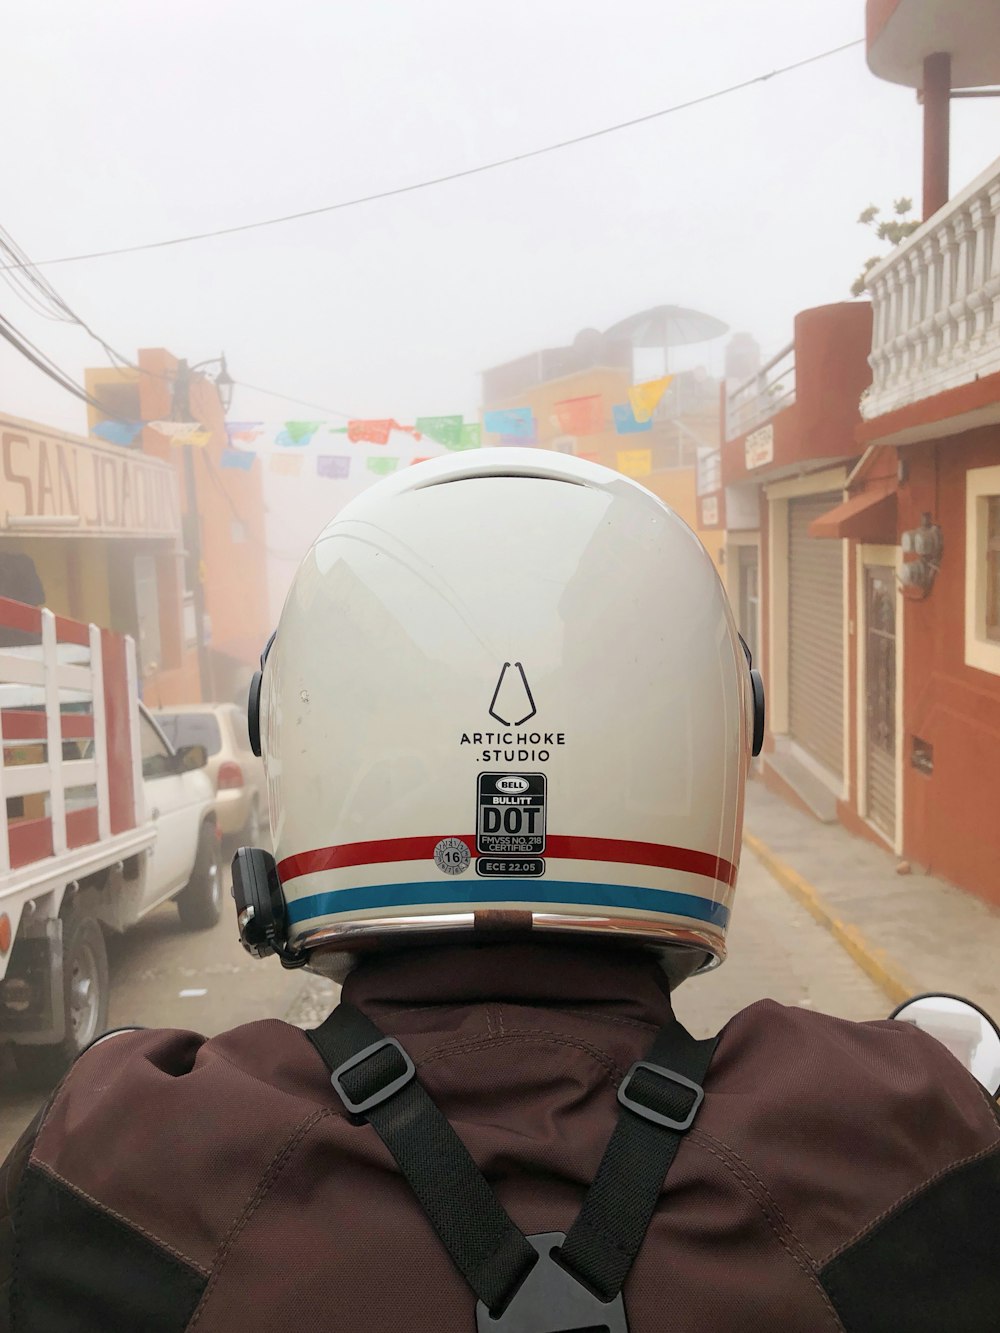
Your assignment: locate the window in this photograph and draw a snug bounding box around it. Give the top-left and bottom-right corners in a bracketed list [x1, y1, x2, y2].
[156, 711, 222, 756]
[964, 466, 1000, 676]
[140, 711, 174, 780]
[987, 497, 1000, 643]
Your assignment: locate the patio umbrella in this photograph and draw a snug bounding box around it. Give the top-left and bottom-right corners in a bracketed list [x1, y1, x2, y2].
[603, 305, 729, 366]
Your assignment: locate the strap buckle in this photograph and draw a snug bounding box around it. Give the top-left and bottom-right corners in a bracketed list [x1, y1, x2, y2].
[475, 1234, 628, 1333]
[330, 1036, 416, 1115]
[617, 1060, 704, 1131]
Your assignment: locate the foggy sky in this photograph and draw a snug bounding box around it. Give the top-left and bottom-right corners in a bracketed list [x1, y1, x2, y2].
[1, 2, 998, 478]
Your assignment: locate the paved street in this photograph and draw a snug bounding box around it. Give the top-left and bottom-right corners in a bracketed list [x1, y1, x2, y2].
[0, 848, 888, 1158]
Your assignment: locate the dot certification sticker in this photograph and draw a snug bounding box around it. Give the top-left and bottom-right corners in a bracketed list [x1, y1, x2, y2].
[434, 837, 472, 876]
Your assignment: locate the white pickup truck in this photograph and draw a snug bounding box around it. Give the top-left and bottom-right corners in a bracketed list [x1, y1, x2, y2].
[0, 595, 222, 1082]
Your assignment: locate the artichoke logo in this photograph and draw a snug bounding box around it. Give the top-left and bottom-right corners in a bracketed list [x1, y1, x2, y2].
[488, 662, 536, 727]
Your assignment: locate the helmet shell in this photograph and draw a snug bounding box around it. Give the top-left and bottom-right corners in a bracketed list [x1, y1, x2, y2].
[263, 449, 751, 981]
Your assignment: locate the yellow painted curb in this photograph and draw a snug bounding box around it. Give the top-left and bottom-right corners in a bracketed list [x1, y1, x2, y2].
[743, 832, 918, 1007]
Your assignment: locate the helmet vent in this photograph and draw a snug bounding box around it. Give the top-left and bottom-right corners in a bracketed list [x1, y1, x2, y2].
[413, 472, 590, 491]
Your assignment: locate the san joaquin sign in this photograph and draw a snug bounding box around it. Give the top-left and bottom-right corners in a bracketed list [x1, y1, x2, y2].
[1, 422, 180, 539]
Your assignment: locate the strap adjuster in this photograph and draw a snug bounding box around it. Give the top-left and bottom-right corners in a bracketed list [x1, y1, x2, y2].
[331, 1036, 416, 1115]
[617, 1060, 704, 1131]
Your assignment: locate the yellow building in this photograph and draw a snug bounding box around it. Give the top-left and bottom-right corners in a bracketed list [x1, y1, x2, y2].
[481, 327, 724, 568]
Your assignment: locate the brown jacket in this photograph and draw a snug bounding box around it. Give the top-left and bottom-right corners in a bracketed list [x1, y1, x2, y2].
[3, 942, 1000, 1331]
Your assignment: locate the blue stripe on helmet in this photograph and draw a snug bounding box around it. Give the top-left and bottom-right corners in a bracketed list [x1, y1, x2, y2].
[285, 880, 730, 928]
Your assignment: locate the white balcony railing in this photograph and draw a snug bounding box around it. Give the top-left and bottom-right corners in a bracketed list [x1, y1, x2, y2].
[696, 447, 721, 496]
[862, 154, 1000, 420]
[725, 341, 796, 441]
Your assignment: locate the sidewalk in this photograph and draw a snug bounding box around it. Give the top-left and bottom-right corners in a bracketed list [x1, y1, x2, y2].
[744, 778, 1000, 1018]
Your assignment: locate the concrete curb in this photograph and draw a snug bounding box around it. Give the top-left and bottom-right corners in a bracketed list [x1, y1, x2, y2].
[743, 832, 919, 1007]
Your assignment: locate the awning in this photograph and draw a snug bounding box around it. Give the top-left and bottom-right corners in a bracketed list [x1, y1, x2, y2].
[808, 480, 897, 541]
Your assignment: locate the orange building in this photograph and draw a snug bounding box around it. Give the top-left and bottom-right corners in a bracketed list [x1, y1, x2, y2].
[85, 350, 269, 706]
[481, 324, 725, 568]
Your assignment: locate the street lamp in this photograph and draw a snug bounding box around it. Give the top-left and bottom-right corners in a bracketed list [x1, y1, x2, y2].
[213, 356, 235, 414]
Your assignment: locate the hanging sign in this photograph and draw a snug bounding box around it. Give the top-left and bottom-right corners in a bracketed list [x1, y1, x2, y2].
[221, 448, 256, 471]
[317, 455, 351, 479]
[628, 375, 673, 423]
[553, 395, 604, 436]
[367, 456, 399, 476]
[744, 423, 774, 470]
[612, 404, 652, 435]
[484, 407, 535, 440]
[269, 454, 304, 475]
[415, 415, 463, 448]
[225, 422, 264, 445]
[348, 419, 395, 445]
[275, 421, 322, 447]
[92, 420, 145, 446]
[616, 448, 653, 478]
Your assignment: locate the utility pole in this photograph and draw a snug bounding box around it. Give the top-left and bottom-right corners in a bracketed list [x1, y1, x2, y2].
[174, 360, 214, 701]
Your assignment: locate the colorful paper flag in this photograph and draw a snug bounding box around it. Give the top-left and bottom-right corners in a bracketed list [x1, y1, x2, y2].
[612, 403, 653, 435]
[616, 448, 653, 478]
[409, 456, 432, 466]
[415, 415, 463, 448]
[628, 375, 673, 424]
[148, 420, 201, 439]
[348, 419, 395, 445]
[484, 407, 535, 440]
[317, 455, 351, 479]
[455, 423, 482, 451]
[92, 419, 145, 446]
[553, 395, 604, 436]
[269, 454, 304, 476]
[367, 456, 399, 476]
[275, 421, 322, 447]
[173, 429, 212, 448]
[221, 448, 256, 471]
[225, 422, 264, 446]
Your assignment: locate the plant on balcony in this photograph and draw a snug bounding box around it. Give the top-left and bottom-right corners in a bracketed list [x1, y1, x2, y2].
[851, 199, 921, 296]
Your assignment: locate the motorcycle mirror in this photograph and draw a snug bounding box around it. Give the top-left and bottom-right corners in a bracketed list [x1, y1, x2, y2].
[889, 993, 1000, 1097]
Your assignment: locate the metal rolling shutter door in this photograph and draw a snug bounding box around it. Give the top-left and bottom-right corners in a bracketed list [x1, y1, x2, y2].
[788, 495, 844, 778]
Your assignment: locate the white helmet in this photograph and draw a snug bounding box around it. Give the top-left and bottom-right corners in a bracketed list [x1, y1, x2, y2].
[243, 449, 763, 984]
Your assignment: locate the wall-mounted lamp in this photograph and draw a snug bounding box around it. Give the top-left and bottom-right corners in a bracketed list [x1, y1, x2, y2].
[899, 512, 943, 594]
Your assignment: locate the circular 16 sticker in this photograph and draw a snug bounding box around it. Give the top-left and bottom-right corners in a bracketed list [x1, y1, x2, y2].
[434, 837, 471, 876]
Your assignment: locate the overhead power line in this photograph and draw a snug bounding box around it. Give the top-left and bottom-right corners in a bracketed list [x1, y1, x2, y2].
[0, 222, 365, 423]
[233, 380, 354, 421]
[0, 39, 863, 272]
[0, 311, 125, 418]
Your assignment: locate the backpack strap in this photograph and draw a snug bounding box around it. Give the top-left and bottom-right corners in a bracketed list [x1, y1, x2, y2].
[558, 1019, 719, 1301]
[309, 1000, 718, 1323]
[307, 1001, 537, 1317]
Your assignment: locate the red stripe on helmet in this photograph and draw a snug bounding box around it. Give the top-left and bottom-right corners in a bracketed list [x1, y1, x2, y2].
[277, 835, 736, 888]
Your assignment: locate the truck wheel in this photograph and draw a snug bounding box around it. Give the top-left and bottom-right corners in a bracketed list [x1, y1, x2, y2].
[14, 904, 110, 1087]
[176, 821, 224, 931]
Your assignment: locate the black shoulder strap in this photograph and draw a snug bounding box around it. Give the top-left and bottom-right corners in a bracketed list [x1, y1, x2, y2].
[559, 1019, 719, 1301]
[308, 1000, 718, 1318]
[307, 1001, 537, 1316]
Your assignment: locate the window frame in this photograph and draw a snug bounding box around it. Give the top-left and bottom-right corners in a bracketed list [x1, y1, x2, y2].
[965, 465, 1000, 676]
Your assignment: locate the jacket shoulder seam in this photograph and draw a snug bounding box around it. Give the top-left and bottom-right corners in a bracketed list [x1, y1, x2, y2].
[24, 1159, 210, 1276]
[686, 1131, 846, 1332]
[186, 1106, 333, 1328]
[818, 1138, 1000, 1268]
